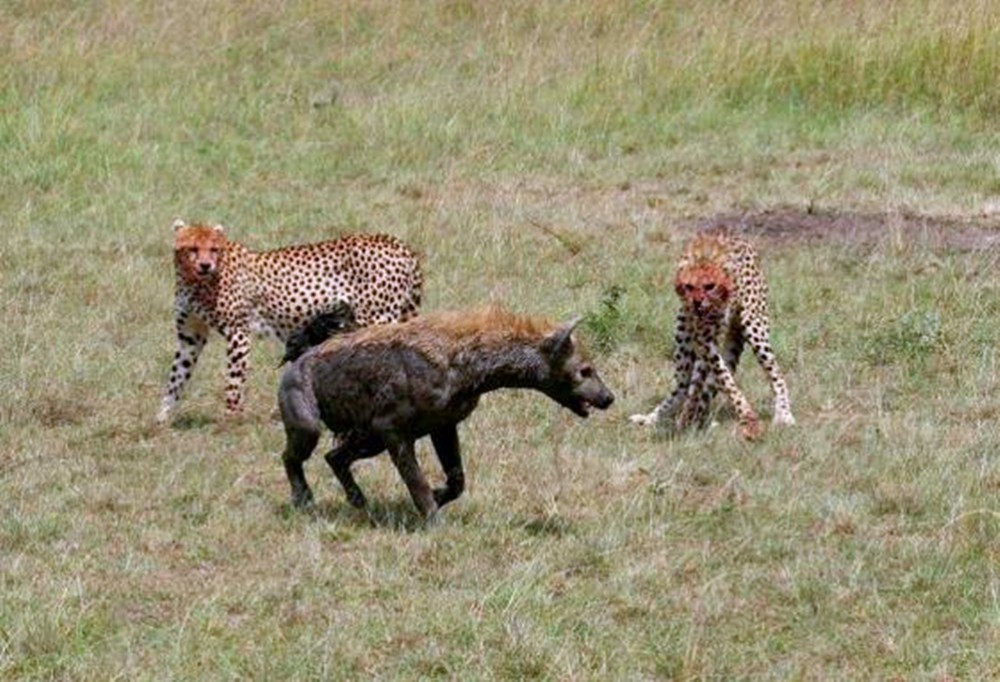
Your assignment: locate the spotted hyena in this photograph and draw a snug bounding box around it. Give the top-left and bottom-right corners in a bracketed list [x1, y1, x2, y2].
[278, 306, 615, 517]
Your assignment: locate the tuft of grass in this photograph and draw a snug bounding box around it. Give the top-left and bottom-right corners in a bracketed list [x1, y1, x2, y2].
[862, 309, 943, 366]
[583, 284, 627, 353]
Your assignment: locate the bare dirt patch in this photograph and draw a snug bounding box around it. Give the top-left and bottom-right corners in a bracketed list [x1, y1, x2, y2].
[680, 207, 1000, 252]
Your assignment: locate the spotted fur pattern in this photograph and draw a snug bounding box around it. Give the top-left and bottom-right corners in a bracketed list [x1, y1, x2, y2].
[157, 220, 422, 422]
[630, 232, 794, 439]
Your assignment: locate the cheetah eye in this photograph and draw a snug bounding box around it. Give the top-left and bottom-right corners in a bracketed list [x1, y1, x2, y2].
[684, 283, 695, 291]
[704, 283, 715, 291]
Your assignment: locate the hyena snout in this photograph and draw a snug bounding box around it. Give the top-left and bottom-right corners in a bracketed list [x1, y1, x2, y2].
[553, 369, 615, 418]
[579, 375, 615, 411]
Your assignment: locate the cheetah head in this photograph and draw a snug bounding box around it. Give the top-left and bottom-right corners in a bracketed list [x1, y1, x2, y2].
[173, 219, 228, 284]
[675, 262, 733, 316]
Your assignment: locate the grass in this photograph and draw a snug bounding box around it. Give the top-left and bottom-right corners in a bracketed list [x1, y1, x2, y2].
[3, 0, 1000, 678]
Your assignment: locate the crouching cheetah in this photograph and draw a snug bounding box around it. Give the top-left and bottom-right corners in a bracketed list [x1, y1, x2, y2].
[157, 219, 422, 423]
[629, 232, 794, 440]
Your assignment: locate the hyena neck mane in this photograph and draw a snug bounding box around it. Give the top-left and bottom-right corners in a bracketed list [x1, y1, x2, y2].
[439, 309, 588, 398]
[327, 307, 574, 395]
[451, 334, 555, 395]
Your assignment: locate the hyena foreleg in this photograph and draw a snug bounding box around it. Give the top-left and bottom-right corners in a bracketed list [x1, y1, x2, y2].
[430, 425, 464, 507]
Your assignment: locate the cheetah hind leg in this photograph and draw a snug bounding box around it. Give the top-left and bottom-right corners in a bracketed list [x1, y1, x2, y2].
[675, 389, 711, 432]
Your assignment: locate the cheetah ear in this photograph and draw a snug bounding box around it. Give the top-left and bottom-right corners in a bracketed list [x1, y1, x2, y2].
[213, 223, 225, 234]
[172, 218, 187, 231]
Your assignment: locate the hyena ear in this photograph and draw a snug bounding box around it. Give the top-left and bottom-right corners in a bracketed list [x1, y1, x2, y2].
[542, 316, 582, 359]
[172, 218, 187, 231]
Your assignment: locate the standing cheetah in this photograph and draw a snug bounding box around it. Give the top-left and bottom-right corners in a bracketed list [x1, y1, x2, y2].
[157, 219, 422, 423]
[629, 232, 794, 440]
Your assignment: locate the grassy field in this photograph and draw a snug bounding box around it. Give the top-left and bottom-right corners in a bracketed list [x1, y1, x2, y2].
[4, 1, 1000, 678]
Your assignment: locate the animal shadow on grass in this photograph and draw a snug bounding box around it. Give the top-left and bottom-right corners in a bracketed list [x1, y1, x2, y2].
[170, 412, 218, 431]
[517, 514, 576, 539]
[276, 495, 436, 533]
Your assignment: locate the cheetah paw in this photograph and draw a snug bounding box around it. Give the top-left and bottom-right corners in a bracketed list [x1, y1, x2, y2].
[629, 412, 658, 427]
[739, 419, 763, 441]
[773, 412, 796, 426]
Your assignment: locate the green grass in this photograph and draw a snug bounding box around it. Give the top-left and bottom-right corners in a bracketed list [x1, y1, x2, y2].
[3, 1, 1000, 678]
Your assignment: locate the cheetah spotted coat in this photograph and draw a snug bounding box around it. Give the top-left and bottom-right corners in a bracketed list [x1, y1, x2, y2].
[630, 232, 794, 439]
[157, 220, 422, 422]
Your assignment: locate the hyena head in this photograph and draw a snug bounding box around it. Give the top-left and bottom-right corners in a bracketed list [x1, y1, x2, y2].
[539, 317, 615, 417]
[674, 261, 733, 317]
[173, 219, 228, 283]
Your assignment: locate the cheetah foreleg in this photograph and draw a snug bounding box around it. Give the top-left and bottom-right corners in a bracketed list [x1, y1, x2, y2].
[157, 314, 209, 423]
[630, 314, 695, 428]
[741, 312, 795, 427]
[708, 343, 761, 440]
[223, 325, 252, 415]
[763, 362, 795, 426]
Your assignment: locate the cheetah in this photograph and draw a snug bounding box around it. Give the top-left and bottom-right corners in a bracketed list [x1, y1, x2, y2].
[157, 219, 422, 423]
[629, 232, 794, 440]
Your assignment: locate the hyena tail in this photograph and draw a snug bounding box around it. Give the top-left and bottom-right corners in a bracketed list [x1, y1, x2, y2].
[281, 300, 358, 365]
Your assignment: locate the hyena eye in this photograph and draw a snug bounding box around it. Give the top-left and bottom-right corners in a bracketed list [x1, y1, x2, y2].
[580, 365, 594, 379]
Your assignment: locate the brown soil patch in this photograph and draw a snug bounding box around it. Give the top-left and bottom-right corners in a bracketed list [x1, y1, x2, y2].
[680, 207, 1000, 252]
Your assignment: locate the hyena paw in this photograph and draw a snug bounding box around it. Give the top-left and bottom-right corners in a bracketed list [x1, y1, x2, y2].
[629, 412, 658, 427]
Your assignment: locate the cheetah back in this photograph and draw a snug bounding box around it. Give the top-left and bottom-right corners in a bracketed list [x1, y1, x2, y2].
[247, 233, 423, 339]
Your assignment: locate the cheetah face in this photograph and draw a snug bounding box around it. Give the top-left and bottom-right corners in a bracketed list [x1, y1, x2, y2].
[174, 222, 228, 283]
[675, 262, 732, 316]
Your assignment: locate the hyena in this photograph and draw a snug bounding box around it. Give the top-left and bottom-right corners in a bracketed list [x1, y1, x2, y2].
[277, 306, 615, 518]
[279, 301, 358, 366]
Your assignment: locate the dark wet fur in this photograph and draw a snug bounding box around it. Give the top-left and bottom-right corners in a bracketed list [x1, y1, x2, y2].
[280, 301, 358, 365]
[277, 308, 615, 519]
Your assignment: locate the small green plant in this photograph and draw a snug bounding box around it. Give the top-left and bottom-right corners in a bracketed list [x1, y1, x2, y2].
[584, 284, 626, 353]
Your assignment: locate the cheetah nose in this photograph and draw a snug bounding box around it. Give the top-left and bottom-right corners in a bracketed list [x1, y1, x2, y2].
[198, 262, 213, 274]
